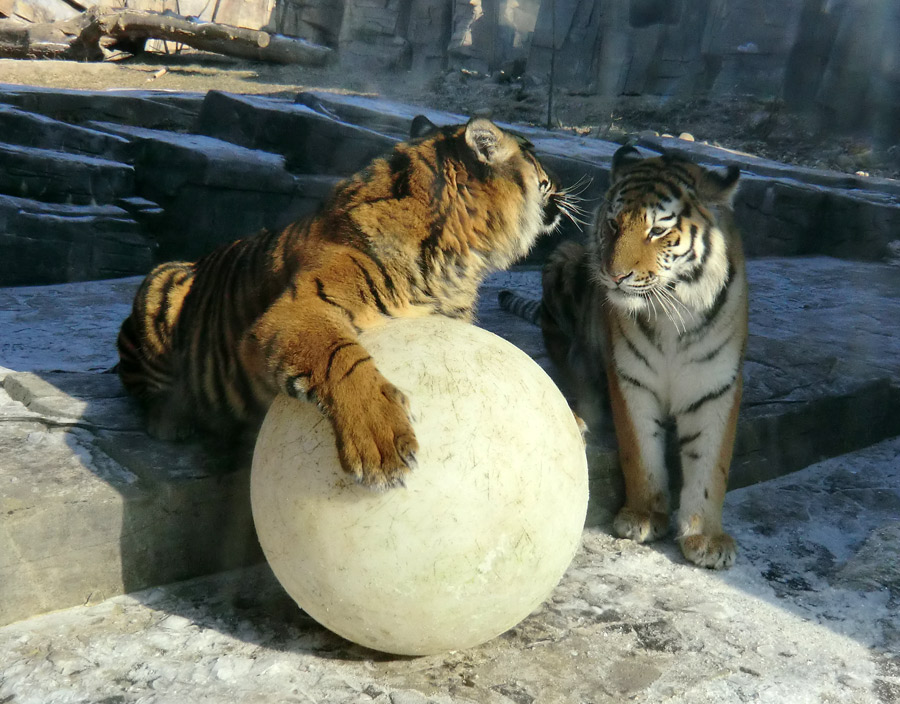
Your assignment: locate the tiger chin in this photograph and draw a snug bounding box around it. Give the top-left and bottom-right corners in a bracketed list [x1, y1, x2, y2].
[501, 145, 748, 569]
[117, 116, 574, 491]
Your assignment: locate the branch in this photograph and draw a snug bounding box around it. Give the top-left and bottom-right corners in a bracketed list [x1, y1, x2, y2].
[0, 7, 333, 65]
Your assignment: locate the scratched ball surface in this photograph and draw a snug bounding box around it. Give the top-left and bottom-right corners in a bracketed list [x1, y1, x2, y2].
[250, 316, 588, 656]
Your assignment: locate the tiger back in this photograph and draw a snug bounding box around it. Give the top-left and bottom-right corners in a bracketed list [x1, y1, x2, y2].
[118, 116, 575, 489]
[502, 145, 748, 569]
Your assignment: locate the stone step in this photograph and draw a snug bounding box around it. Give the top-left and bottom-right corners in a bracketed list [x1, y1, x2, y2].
[87, 121, 341, 261]
[0, 194, 154, 285]
[0, 142, 135, 206]
[196, 91, 400, 176]
[0, 82, 202, 131]
[0, 257, 897, 626]
[0, 103, 132, 162]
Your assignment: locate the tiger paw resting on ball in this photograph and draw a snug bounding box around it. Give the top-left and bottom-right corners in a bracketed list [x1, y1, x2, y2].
[500, 145, 748, 568]
[117, 117, 575, 490]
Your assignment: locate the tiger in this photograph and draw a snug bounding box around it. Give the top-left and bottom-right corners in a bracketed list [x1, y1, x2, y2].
[499, 145, 748, 569]
[117, 116, 575, 490]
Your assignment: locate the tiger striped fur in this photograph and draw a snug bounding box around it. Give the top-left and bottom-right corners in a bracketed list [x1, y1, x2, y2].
[118, 117, 572, 490]
[499, 145, 748, 569]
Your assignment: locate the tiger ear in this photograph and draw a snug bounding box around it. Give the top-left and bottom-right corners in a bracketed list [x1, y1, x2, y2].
[410, 115, 439, 139]
[611, 144, 642, 182]
[699, 165, 741, 205]
[465, 118, 516, 164]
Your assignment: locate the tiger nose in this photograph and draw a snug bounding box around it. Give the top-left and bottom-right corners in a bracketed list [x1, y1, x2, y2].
[611, 271, 633, 285]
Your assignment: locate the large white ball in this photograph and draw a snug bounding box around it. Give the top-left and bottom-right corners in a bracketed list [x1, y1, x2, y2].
[250, 316, 588, 656]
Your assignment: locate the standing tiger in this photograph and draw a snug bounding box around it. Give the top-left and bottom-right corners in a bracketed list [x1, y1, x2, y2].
[117, 117, 574, 490]
[499, 145, 748, 569]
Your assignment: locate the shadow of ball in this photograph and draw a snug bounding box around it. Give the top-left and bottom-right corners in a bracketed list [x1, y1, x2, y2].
[251, 316, 588, 656]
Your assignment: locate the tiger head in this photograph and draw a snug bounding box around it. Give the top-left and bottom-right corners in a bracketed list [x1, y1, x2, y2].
[401, 117, 581, 271]
[590, 145, 740, 317]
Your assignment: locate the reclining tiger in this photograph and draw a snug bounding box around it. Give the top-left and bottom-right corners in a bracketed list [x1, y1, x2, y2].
[117, 117, 576, 490]
[499, 145, 748, 569]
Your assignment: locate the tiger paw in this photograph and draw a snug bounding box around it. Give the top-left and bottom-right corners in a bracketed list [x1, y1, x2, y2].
[679, 532, 737, 570]
[613, 507, 670, 543]
[332, 380, 418, 491]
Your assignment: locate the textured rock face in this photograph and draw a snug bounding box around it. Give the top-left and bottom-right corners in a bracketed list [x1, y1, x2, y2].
[270, 0, 899, 138]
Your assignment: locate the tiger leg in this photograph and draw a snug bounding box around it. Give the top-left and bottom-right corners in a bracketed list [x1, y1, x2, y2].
[608, 370, 670, 542]
[674, 376, 742, 569]
[249, 289, 417, 490]
[540, 240, 606, 431]
[117, 262, 196, 440]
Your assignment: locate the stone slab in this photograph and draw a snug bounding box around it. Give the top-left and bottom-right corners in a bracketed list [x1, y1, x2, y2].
[638, 133, 900, 197]
[293, 90, 613, 261]
[0, 408, 140, 626]
[197, 91, 400, 175]
[0, 437, 897, 703]
[0, 83, 202, 131]
[0, 141, 135, 206]
[87, 121, 339, 261]
[0, 375, 259, 627]
[0, 103, 132, 161]
[0, 276, 138, 374]
[0, 85, 897, 286]
[481, 259, 900, 515]
[0, 194, 153, 286]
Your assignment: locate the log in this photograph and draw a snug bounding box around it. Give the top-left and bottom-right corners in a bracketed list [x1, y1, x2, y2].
[0, 6, 333, 65]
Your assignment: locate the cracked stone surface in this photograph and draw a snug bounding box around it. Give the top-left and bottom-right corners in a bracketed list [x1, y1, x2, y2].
[1, 438, 897, 703]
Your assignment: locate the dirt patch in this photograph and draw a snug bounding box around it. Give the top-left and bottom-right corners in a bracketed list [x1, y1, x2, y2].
[2, 53, 899, 180]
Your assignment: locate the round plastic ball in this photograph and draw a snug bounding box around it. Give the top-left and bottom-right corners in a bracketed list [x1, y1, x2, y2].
[250, 316, 588, 656]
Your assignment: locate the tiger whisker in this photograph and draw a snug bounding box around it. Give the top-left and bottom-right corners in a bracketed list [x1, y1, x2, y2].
[657, 285, 696, 322]
[557, 201, 590, 230]
[558, 190, 591, 210]
[562, 202, 591, 220]
[654, 288, 683, 334]
[643, 290, 659, 323]
[655, 286, 690, 334]
[560, 175, 594, 199]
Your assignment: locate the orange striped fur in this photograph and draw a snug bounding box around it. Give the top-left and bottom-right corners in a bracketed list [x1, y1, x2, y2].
[118, 117, 572, 489]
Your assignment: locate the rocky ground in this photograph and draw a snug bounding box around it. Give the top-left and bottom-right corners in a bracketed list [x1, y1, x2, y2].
[2, 52, 899, 180]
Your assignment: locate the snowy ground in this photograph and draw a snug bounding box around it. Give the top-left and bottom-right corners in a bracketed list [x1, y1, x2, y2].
[1, 436, 898, 704]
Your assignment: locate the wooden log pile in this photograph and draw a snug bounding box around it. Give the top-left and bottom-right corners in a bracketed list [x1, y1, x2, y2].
[0, 3, 332, 65]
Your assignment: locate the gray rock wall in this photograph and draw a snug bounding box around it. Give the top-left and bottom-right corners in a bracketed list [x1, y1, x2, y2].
[272, 0, 900, 138]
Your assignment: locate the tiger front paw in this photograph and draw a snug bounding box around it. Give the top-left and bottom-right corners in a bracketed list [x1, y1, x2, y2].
[332, 380, 418, 491]
[678, 532, 737, 570]
[613, 507, 670, 543]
